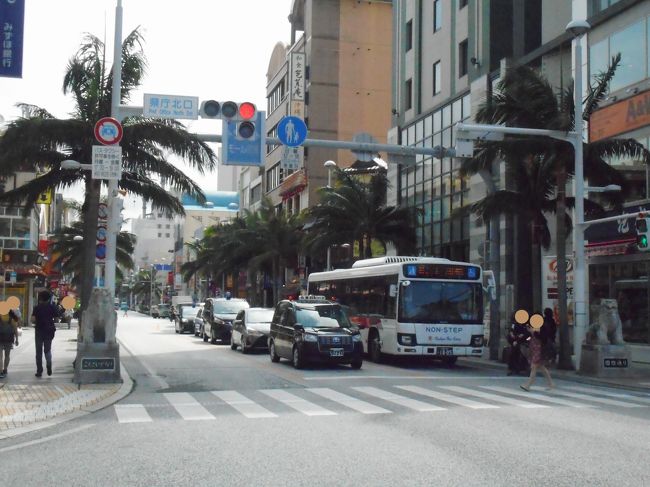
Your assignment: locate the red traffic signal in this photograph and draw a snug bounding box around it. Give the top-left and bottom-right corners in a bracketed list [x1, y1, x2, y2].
[239, 102, 256, 120]
[199, 100, 256, 122]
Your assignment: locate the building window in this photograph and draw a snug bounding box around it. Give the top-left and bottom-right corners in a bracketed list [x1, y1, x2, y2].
[405, 20, 413, 52]
[459, 0, 468, 8]
[405, 79, 413, 110]
[458, 39, 468, 77]
[165, 233, 170, 238]
[157, 233, 162, 238]
[166, 224, 170, 229]
[433, 0, 442, 32]
[433, 61, 441, 95]
[157, 224, 162, 229]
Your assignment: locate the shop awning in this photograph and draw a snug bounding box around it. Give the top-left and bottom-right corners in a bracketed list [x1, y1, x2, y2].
[279, 170, 307, 201]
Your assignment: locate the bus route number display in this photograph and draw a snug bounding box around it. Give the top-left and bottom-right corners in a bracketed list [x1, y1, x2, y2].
[403, 264, 480, 280]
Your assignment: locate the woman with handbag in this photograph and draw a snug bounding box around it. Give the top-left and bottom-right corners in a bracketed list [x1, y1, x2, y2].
[0, 309, 20, 378]
[520, 311, 555, 392]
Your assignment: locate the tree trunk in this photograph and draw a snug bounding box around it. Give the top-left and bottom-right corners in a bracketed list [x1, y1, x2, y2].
[272, 258, 279, 305]
[531, 222, 542, 312]
[80, 177, 101, 320]
[555, 166, 573, 369]
[515, 215, 534, 311]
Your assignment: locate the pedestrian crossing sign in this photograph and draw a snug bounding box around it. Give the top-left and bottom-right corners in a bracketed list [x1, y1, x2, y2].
[36, 189, 53, 205]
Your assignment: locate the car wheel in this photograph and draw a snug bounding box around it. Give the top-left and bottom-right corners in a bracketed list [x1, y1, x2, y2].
[292, 346, 305, 369]
[240, 334, 249, 354]
[269, 340, 280, 363]
[210, 328, 217, 345]
[230, 334, 238, 350]
[368, 331, 382, 363]
[350, 358, 363, 370]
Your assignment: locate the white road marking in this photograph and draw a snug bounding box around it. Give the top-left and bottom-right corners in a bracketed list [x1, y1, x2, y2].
[303, 375, 519, 381]
[440, 386, 549, 408]
[0, 424, 95, 453]
[569, 386, 650, 405]
[397, 385, 499, 409]
[211, 391, 278, 419]
[481, 386, 594, 408]
[114, 404, 153, 423]
[260, 389, 337, 416]
[163, 393, 216, 420]
[307, 388, 391, 414]
[548, 389, 647, 408]
[352, 386, 445, 412]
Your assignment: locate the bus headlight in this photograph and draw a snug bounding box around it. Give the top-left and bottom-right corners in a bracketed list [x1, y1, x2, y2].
[398, 333, 417, 346]
[471, 335, 484, 347]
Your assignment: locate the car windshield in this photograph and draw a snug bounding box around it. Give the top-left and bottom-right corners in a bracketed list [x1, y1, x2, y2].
[398, 281, 483, 324]
[158, 304, 170, 310]
[246, 309, 274, 323]
[296, 305, 351, 328]
[180, 306, 200, 318]
[214, 301, 249, 314]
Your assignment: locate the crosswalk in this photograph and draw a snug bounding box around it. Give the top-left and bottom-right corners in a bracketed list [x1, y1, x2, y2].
[112, 384, 650, 424]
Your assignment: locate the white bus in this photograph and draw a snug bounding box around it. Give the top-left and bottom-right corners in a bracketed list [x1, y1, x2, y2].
[307, 256, 485, 364]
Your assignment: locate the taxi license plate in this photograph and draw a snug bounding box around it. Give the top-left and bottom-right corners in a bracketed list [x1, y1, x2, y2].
[437, 347, 453, 356]
[329, 348, 344, 357]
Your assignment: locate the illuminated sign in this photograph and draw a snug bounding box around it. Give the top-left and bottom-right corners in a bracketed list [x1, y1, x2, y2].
[403, 264, 481, 280]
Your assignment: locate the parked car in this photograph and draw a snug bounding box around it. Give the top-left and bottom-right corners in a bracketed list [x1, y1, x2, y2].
[202, 297, 250, 344]
[230, 307, 274, 353]
[193, 307, 205, 337]
[268, 296, 363, 369]
[175, 303, 203, 334]
[151, 303, 171, 319]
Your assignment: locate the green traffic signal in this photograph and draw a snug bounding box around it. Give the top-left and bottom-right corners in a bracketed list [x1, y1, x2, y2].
[638, 235, 648, 248]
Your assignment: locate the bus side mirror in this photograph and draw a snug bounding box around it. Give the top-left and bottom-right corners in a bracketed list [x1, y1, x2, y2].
[483, 270, 496, 301]
[389, 284, 397, 298]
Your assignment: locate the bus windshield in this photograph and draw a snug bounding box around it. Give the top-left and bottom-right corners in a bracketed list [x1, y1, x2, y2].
[398, 281, 482, 324]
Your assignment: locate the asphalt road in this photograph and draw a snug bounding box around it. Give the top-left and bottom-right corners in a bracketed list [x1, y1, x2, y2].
[1, 312, 649, 487]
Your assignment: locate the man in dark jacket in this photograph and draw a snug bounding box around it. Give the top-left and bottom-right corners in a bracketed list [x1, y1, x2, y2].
[31, 290, 59, 377]
[507, 312, 530, 375]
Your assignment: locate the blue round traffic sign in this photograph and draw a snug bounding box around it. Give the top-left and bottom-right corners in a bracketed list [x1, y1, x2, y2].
[277, 116, 307, 147]
[96, 243, 106, 260]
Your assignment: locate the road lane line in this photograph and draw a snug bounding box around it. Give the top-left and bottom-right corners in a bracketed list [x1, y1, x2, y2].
[440, 386, 549, 408]
[211, 391, 278, 419]
[352, 386, 445, 411]
[114, 404, 153, 423]
[481, 386, 594, 408]
[0, 424, 95, 453]
[260, 389, 337, 416]
[307, 388, 391, 414]
[303, 375, 520, 381]
[397, 385, 499, 409]
[547, 389, 647, 408]
[163, 392, 216, 420]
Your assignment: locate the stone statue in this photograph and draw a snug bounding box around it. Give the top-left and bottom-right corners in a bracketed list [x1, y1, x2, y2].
[585, 298, 625, 345]
[80, 288, 117, 346]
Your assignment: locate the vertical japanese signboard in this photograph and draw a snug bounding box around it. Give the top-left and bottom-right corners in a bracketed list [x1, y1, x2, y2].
[0, 0, 24, 78]
[541, 256, 574, 326]
[289, 52, 305, 116]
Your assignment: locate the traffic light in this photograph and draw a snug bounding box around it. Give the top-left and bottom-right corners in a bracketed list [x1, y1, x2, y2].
[635, 213, 650, 251]
[199, 100, 258, 140]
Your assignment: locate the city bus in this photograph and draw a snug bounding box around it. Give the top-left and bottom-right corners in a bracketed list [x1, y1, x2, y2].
[307, 256, 485, 364]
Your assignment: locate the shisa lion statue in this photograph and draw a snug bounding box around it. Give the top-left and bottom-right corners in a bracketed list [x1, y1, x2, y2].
[585, 299, 625, 346]
[80, 288, 117, 346]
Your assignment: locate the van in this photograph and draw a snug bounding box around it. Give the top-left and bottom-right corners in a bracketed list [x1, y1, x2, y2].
[202, 297, 250, 344]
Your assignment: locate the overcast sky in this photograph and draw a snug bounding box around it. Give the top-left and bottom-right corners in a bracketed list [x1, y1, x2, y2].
[0, 0, 294, 221]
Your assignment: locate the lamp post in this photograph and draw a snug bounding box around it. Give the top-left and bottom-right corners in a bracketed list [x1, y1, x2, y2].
[324, 160, 337, 271]
[567, 19, 591, 369]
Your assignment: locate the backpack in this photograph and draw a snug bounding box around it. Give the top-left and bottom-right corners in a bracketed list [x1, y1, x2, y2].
[0, 321, 14, 343]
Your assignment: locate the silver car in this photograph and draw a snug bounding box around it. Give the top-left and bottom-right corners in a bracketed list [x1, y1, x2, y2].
[230, 307, 275, 353]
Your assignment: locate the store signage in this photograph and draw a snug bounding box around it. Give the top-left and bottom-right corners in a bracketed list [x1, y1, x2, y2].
[81, 358, 115, 370]
[590, 89, 650, 142]
[0, 0, 24, 78]
[603, 358, 628, 368]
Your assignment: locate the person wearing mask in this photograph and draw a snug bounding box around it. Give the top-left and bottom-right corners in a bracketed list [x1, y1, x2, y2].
[507, 312, 530, 376]
[31, 290, 59, 377]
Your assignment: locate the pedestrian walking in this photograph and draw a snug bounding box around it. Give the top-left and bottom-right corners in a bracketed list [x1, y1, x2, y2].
[31, 290, 59, 378]
[520, 312, 555, 391]
[121, 301, 128, 317]
[541, 308, 558, 364]
[0, 311, 19, 378]
[507, 312, 530, 376]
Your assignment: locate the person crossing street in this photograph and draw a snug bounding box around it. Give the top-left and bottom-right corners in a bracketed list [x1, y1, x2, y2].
[31, 290, 59, 378]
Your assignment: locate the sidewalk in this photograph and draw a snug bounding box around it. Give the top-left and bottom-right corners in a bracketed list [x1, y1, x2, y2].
[460, 354, 650, 393]
[0, 322, 132, 440]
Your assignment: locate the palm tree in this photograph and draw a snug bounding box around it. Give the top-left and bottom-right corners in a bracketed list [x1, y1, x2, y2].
[304, 168, 418, 260]
[462, 55, 650, 368]
[182, 199, 304, 306]
[132, 269, 162, 310]
[48, 220, 136, 290]
[0, 29, 216, 315]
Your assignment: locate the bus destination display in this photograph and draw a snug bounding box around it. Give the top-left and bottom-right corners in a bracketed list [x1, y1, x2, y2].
[403, 264, 480, 280]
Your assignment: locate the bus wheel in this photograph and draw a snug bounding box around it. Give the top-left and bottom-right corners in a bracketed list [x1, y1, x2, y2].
[368, 331, 382, 363]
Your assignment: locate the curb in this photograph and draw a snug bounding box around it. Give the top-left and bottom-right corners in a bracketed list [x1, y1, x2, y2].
[0, 350, 133, 440]
[458, 357, 650, 393]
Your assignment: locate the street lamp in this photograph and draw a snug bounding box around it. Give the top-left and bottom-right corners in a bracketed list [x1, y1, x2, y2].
[324, 160, 337, 270]
[61, 159, 92, 171]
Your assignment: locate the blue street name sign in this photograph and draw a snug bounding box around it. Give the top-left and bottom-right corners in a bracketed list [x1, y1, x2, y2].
[0, 0, 25, 78]
[277, 116, 307, 147]
[222, 110, 266, 166]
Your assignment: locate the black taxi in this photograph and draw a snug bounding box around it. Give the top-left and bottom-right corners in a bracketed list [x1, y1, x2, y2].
[268, 296, 363, 369]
